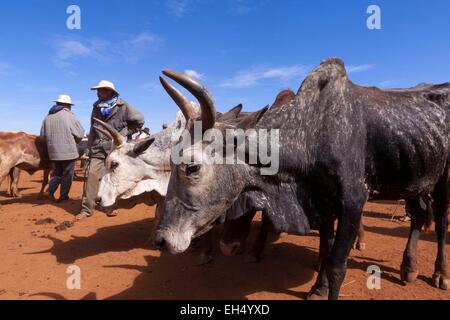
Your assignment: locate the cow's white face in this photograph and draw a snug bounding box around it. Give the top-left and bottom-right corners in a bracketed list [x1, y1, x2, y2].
[97, 142, 171, 207]
[95, 109, 192, 208]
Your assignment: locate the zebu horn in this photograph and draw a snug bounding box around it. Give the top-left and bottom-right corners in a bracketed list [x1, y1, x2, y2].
[162, 70, 216, 131]
[160, 76, 197, 121]
[92, 118, 125, 147]
[93, 125, 113, 141]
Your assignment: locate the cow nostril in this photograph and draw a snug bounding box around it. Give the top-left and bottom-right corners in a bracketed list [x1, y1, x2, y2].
[95, 197, 102, 205]
[153, 234, 166, 251]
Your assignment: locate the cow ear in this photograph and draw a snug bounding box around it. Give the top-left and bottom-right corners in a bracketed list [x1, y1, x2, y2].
[236, 106, 268, 130]
[218, 104, 243, 122]
[133, 137, 156, 155]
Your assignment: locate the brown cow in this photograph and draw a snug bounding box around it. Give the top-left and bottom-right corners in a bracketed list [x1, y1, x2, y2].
[0, 132, 52, 201]
[2, 167, 21, 198]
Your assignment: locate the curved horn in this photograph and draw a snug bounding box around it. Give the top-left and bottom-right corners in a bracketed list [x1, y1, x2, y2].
[162, 70, 216, 131]
[92, 118, 125, 147]
[159, 76, 197, 121]
[93, 126, 113, 141]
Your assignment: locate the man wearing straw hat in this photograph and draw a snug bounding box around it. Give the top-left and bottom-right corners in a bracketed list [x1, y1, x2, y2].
[77, 80, 145, 220]
[41, 95, 85, 203]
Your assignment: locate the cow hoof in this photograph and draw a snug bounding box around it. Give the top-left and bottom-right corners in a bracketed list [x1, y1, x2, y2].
[356, 242, 366, 251]
[307, 288, 328, 300]
[432, 272, 449, 290]
[196, 253, 213, 266]
[400, 269, 419, 283]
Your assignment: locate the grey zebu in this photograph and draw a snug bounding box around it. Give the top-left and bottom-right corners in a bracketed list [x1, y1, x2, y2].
[154, 58, 449, 300]
[93, 97, 277, 263]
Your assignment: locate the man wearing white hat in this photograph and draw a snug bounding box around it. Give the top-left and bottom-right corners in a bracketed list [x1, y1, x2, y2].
[41, 95, 85, 203]
[77, 80, 144, 220]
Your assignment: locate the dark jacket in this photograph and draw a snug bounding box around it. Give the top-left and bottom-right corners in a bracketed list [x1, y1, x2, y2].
[88, 98, 145, 159]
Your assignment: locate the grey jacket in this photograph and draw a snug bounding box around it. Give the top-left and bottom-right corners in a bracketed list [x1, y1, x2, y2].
[89, 98, 145, 159]
[40, 107, 85, 161]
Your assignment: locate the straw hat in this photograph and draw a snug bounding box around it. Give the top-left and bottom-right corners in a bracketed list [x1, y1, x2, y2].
[91, 80, 119, 95]
[54, 95, 73, 105]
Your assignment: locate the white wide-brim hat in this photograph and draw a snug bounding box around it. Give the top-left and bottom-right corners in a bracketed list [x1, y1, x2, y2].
[91, 80, 119, 95]
[54, 95, 74, 105]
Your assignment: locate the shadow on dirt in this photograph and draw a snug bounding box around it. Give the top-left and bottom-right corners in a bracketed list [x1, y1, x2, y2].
[23, 204, 445, 300]
[363, 224, 448, 244]
[103, 241, 318, 300]
[0, 193, 82, 215]
[26, 218, 154, 264]
[26, 218, 319, 300]
[30, 240, 318, 300]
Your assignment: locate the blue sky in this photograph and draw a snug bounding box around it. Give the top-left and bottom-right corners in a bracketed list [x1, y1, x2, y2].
[0, 0, 449, 134]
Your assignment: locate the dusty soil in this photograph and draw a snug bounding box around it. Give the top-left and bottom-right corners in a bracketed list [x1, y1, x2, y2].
[0, 171, 449, 300]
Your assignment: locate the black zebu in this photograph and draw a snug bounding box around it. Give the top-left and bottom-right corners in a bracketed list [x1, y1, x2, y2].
[154, 58, 449, 300]
[220, 82, 450, 277]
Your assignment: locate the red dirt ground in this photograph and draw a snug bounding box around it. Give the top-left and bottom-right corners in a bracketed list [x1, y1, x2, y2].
[0, 171, 449, 300]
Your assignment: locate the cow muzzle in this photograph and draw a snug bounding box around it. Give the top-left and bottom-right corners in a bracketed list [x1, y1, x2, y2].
[153, 229, 192, 255]
[152, 232, 167, 251]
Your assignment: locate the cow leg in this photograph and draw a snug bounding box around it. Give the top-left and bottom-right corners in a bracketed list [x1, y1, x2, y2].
[0, 169, 10, 198]
[423, 202, 435, 233]
[353, 219, 366, 251]
[38, 169, 51, 200]
[0, 172, 7, 199]
[245, 213, 270, 263]
[147, 202, 164, 249]
[195, 230, 215, 266]
[307, 216, 335, 300]
[400, 197, 427, 283]
[8, 168, 21, 198]
[431, 168, 449, 290]
[325, 190, 366, 300]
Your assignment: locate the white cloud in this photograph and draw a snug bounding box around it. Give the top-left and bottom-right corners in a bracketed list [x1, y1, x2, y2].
[0, 62, 12, 75]
[185, 69, 205, 80]
[50, 32, 161, 68]
[51, 38, 111, 67]
[120, 32, 162, 64]
[55, 40, 91, 60]
[128, 32, 158, 46]
[140, 82, 161, 92]
[231, 0, 262, 14]
[168, 0, 189, 17]
[346, 64, 374, 73]
[220, 65, 308, 88]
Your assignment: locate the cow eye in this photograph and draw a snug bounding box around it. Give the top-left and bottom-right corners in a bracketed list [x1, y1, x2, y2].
[110, 162, 119, 171]
[186, 164, 201, 176]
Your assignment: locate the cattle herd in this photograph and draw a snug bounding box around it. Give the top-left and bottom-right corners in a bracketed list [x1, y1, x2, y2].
[1, 58, 449, 300]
